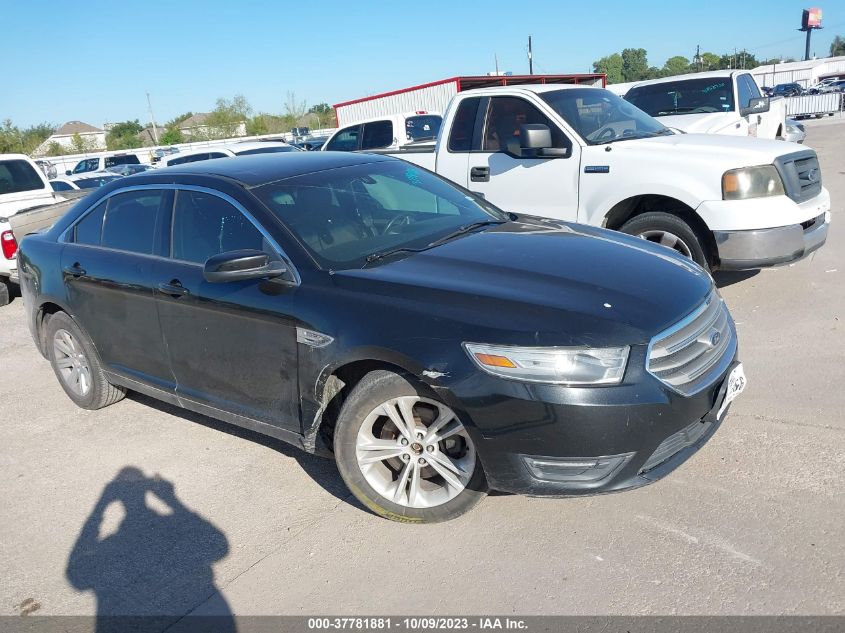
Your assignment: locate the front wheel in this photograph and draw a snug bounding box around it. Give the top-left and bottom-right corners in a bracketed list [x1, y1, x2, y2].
[0, 278, 9, 307]
[619, 212, 710, 269]
[333, 370, 488, 523]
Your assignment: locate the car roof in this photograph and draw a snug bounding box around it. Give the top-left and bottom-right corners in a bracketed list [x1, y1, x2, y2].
[459, 84, 598, 97]
[66, 171, 122, 181]
[229, 141, 296, 152]
[160, 147, 235, 164]
[136, 151, 393, 187]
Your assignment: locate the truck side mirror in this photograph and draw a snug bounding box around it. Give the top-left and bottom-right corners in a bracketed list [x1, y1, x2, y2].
[505, 124, 569, 159]
[741, 97, 770, 117]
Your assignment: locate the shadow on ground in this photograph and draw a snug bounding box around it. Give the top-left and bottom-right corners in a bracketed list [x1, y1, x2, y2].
[714, 269, 759, 288]
[66, 467, 236, 633]
[127, 392, 355, 507]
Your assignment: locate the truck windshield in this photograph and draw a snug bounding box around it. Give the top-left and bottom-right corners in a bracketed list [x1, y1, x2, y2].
[539, 88, 670, 145]
[254, 160, 506, 269]
[625, 78, 736, 116]
[0, 159, 45, 195]
[405, 115, 442, 141]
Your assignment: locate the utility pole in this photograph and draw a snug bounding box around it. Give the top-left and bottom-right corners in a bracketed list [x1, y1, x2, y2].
[528, 35, 533, 75]
[495, 52, 499, 75]
[146, 92, 160, 145]
[695, 44, 701, 72]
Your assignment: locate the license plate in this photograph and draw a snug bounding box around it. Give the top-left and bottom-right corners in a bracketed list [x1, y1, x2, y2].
[717, 363, 747, 421]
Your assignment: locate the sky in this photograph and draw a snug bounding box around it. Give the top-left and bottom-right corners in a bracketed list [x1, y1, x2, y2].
[1, 0, 842, 128]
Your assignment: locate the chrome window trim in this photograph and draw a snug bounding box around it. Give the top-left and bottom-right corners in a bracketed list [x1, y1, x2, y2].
[58, 183, 301, 286]
[645, 289, 737, 396]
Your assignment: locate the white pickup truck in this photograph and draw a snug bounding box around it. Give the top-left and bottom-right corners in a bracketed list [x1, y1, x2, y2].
[384, 84, 830, 271]
[623, 70, 787, 140]
[0, 154, 66, 306]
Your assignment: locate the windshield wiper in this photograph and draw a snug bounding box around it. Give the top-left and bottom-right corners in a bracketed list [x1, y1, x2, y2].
[363, 220, 506, 267]
[655, 107, 696, 115]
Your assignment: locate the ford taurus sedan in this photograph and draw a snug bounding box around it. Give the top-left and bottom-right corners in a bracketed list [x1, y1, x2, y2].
[17, 152, 745, 523]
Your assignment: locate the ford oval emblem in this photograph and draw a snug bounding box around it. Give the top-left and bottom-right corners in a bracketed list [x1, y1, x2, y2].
[807, 168, 819, 183]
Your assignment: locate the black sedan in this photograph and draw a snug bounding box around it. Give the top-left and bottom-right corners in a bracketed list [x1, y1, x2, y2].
[17, 152, 744, 523]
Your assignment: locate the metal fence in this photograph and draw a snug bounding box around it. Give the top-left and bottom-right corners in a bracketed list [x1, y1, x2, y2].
[782, 93, 845, 118]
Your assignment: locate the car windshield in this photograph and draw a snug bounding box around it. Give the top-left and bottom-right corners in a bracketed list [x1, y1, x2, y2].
[625, 78, 736, 116]
[539, 88, 670, 145]
[74, 175, 122, 189]
[0, 159, 45, 194]
[253, 160, 507, 270]
[405, 115, 442, 141]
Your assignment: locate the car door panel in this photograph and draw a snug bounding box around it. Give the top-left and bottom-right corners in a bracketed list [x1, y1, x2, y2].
[154, 188, 300, 430]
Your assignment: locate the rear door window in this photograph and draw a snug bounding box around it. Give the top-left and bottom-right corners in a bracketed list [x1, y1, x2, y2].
[405, 115, 441, 141]
[0, 159, 45, 194]
[448, 98, 481, 152]
[101, 190, 166, 254]
[74, 201, 107, 246]
[325, 125, 361, 151]
[73, 158, 99, 174]
[361, 121, 394, 150]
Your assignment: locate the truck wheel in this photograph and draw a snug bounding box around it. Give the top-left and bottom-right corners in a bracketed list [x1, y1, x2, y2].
[333, 370, 488, 523]
[46, 312, 126, 410]
[620, 212, 710, 269]
[0, 279, 9, 307]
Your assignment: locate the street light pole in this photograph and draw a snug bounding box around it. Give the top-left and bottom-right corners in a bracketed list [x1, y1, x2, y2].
[146, 92, 160, 145]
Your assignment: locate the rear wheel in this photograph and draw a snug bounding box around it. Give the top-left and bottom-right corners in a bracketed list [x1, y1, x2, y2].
[333, 370, 487, 523]
[0, 279, 9, 307]
[620, 212, 710, 269]
[46, 312, 126, 410]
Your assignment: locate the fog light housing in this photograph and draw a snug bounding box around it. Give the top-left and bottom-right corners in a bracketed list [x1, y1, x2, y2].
[522, 452, 633, 483]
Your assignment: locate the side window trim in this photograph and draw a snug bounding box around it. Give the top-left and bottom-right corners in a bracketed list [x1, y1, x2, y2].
[60, 184, 301, 286]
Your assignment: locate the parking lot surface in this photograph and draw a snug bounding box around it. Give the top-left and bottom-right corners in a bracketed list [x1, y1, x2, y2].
[1, 123, 843, 620]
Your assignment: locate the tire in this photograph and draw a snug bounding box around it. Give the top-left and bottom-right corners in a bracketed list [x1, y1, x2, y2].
[333, 370, 488, 523]
[0, 279, 9, 307]
[46, 312, 126, 410]
[619, 211, 710, 269]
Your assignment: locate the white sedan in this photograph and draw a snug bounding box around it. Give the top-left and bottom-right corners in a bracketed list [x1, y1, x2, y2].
[49, 171, 124, 192]
[157, 141, 301, 168]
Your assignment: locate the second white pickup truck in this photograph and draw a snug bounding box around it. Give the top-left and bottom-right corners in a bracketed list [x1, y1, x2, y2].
[384, 84, 830, 271]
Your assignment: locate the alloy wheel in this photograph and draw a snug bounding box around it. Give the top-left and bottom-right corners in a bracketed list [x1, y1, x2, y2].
[53, 329, 92, 396]
[638, 230, 693, 259]
[355, 396, 476, 509]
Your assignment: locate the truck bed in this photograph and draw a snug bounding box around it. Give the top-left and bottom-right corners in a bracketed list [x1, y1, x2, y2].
[8, 191, 87, 242]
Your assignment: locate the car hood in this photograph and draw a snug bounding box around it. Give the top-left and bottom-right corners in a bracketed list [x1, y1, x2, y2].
[335, 219, 714, 347]
[617, 131, 799, 165]
[656, 112, 739, 135]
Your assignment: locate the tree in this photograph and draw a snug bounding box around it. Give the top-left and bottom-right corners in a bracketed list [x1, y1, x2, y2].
[662, 55, 691, 77]
[202, 95, 252, 139]
[698, 52, 721, 71]
[831, 35, 845, 57]
[106, 119, 143, 150]
[246, 115, 269, 136]
[0, 119, 55, 155]
[165, 112, 194, 128]
[159, 127, 183, 145]
[593, 53, 624, 84]
[69, 133, 95, 153]
[283, 91, 307, 122]
[45, 142, 65, 157]
[621, 48, 649, 82]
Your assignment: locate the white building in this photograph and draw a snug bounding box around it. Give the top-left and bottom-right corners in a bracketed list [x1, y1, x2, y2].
[178, 113, 247, 140]
[749, 55, 845, 89]
[35, 121, 106, 155]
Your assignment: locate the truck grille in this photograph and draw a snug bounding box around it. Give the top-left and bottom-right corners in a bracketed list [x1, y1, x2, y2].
[775, 150, 822, 203]
[647, 291, 735, 395]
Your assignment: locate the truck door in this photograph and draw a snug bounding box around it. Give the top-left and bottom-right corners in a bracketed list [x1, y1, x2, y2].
[464, 96, 579, 221]
[432, 97, 482, 189]
[737, 74, 761, 137]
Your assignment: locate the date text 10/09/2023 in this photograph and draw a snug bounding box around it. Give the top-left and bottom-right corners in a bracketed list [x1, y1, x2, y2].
[307, 617, 528, 630]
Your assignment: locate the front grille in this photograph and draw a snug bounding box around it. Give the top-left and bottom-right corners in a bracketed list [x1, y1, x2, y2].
[640, 419, 712, 473]
[647, 291, 735, 395]
[775, 150, 822, 203]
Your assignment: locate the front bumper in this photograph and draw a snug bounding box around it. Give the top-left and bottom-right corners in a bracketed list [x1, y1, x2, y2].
[714, 211, 829, 270]
[445, 347, 738, 497]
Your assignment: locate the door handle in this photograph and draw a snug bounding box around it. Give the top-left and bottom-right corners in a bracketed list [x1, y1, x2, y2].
[470, 166, 490, 182]
[158, 281, 190, 297]
[63, 263, 86, 277]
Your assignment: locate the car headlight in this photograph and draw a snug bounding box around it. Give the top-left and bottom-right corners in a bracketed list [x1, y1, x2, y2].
[463, 343, 629, 385]
[722, 165, 785, 200]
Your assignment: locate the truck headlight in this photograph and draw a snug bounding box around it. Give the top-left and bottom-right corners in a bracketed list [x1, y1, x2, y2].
[464, 343, 629, 385]
[722, 165, 784, 200]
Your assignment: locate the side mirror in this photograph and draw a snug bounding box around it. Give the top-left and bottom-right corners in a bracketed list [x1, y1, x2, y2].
[203, 249, 286, 283]
[505, 124, 569, 158]
[741, 97, 770, 117]
[65, 170, 72, 176]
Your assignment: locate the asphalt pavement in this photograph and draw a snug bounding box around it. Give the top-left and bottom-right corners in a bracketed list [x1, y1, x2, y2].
[1, 123, 842, 622]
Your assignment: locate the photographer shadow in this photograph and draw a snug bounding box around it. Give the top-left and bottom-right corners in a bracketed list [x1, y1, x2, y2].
[66, 467, 235, 633]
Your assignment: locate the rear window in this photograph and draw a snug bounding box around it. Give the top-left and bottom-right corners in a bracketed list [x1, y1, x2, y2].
[233, 146, 297, 156]
[104, 155, 140, 168]
[405, 115, 441, 141]
[0, 160, 45, 195]
[168, 153, 210, 166]
[361, 121, 394, 150]
[73, 175, 122, 189]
